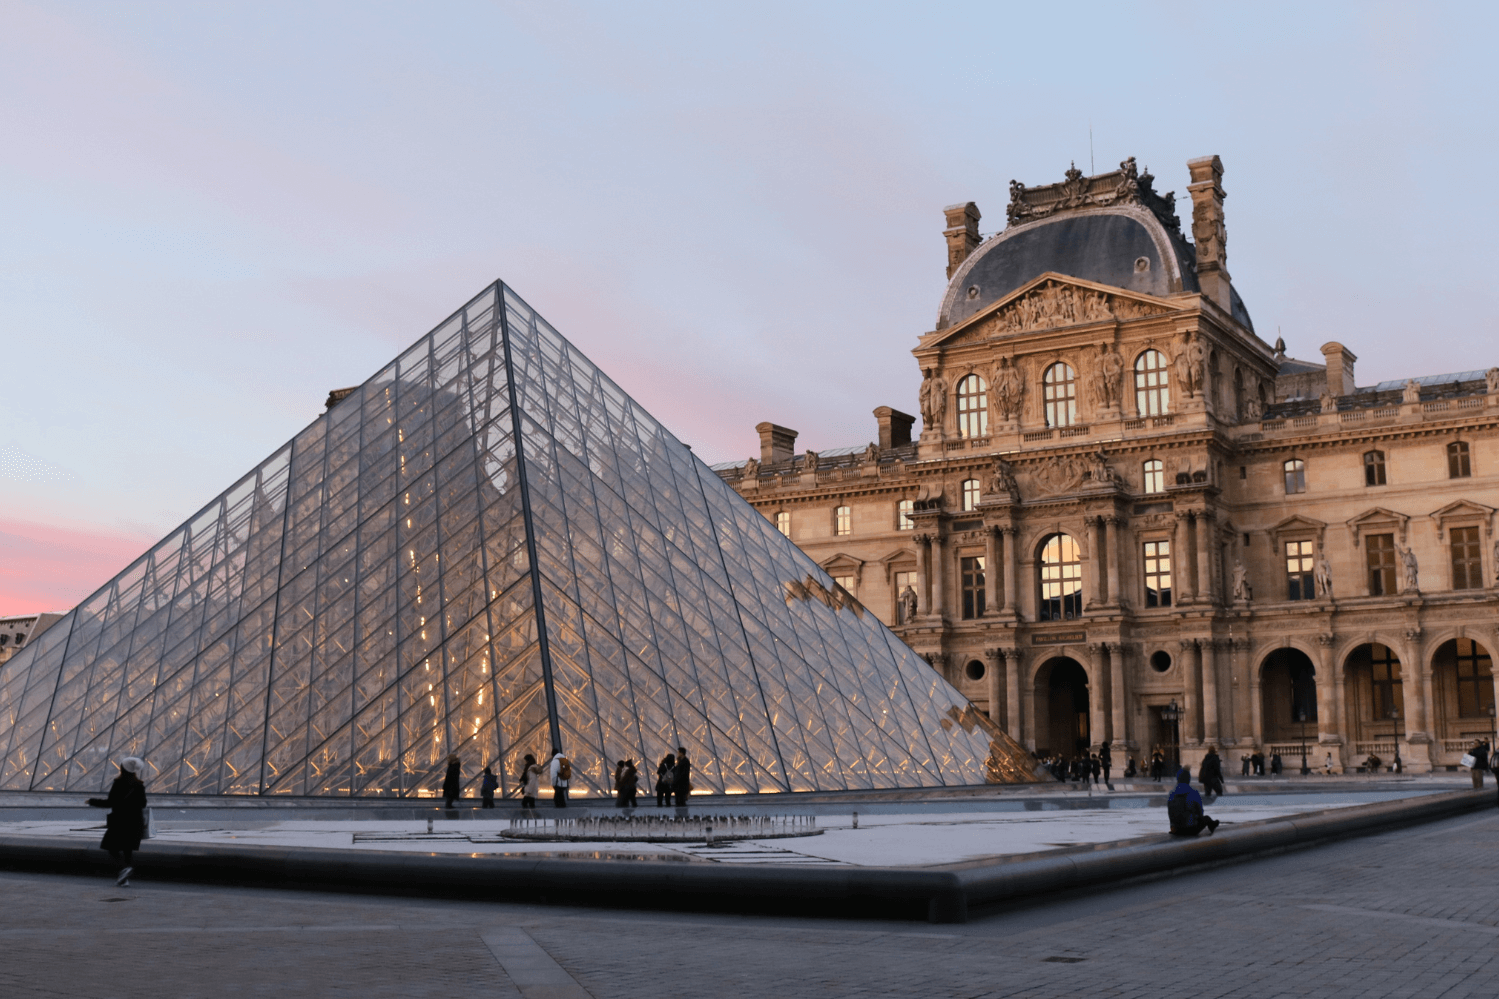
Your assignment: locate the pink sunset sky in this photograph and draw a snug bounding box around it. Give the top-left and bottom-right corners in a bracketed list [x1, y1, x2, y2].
[3, 1, 1497, 614]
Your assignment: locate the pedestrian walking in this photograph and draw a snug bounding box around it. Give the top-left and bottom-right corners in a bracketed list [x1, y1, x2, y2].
[1166, 767, 1220, 837]
[655, 753, 676, 806]
[1468, 739, 1488, 789]
[672, 746, 692, 807]
[1100, 743, 1113, 785]
[1089, 753, 1102, 786]
[519, 753, 541, 812]
[480, 766, 498, 809]
[442, 754, 462, 809]
[1323, 751, 1335, 775]
[616, 759, 639, 808]
[549, 750, 571, 807]
[86, 757, 147, 887]
[1199, 746, 1225, 800]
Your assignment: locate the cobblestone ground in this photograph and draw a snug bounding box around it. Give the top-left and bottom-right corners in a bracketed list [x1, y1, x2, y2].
[6, 808, 1499, 998]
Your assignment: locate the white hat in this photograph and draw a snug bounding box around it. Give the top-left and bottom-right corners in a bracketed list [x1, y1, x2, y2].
[120, 757, 145, 774]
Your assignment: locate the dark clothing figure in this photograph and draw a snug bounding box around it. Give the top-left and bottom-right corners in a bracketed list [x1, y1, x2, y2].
[1099, 745, 1112, 784]
[480, 767, 498, 808]
[1089, 754, 1102, 785]
[656, 754, 676, 807]
[616, 760, 639, 808]
[1270, 752, 1283, 775]
[1252, 752, 1265, 776]
[1167, 769, 1219, 837]
[672, 750, 692, 807]
[1150, 753, 1165, 782]
[1124, 757, 1137, 779]
[1199, 749, 1225, 799]
[88, 763, 147, 886]
[442, 756, 461, 808]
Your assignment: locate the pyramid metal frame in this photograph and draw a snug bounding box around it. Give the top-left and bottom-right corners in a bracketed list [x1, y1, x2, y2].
[0, 281, 1036, 798]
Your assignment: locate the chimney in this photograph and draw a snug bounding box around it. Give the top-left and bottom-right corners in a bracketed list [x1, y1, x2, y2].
[943, 202, 982, 279]
[1319, 342, 1357, 398]
[873, 407, 915, 449]
[755, 422, 798, 465]
[1186, 156, 1231, 312]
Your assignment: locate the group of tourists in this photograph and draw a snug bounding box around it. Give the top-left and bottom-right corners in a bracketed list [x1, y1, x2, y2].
[1040, 744, 1114, 785]
[1237, 750, 1285, 776]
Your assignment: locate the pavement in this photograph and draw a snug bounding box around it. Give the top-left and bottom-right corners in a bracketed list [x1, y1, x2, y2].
[5, 801, 1499, 997]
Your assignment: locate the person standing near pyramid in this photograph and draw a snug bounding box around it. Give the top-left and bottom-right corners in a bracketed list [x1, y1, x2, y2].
[442, 754, 462, 809]
[673, 746, 692, 808]
[549, 751, 571, 808]
[655, 753, 676, 806]
[87, 757, 147, 887]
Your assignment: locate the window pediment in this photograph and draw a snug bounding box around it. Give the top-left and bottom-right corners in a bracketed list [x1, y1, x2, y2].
[820, 553, 866, 575]
[1269, 514, 1327, 544]
[1429, 500, 1495, 540]
[1346, 507, 1410, 548]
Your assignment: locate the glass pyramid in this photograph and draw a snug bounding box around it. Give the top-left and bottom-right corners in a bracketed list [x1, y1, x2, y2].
[0, 282, 1037, 798]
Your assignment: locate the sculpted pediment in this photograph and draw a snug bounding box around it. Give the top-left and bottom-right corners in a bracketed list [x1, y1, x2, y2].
[926, 273, 1176, 348]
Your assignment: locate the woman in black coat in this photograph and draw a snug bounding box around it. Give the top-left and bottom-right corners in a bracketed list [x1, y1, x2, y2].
[442, 754, 462, 809]
[87, 757, 147, 887]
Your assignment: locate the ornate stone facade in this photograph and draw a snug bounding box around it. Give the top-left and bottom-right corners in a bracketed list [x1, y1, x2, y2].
[719, 155, 1499, 774]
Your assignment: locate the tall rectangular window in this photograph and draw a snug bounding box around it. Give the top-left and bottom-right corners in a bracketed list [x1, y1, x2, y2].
[897, 499, 914, 531]
[1285, 540, 1316, 600]
[833, 574, 856, 595]
[775, 511, 791, 537]
[1451, 526, 1483, 590]
[1369, 644, 1403, 720]
[1455, 638, 1495, 718]
[1283, 458, 1306, 494]
[834, 506, 851, 536]
[1366, 533, 1397, 595]
[1043, 363, 1078, 428]
[961, 479, 981, 511]
[1448, 441, 1472, 478]
[1364, 450, 1386, 486]
[1143, 540, 1172, 607]
[960, 556, 986, 619]
[1142, 459, 1164, 494]
[893, 570, 916, 623]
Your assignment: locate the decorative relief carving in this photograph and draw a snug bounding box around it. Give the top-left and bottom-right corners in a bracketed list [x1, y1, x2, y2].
[1029, 455, 1089, 497]
[741, 457, 759, 479]
[989, 457, 1021, 503]
[991, 355, 1024, 421]
[1402, 379, 1422, 404]
[984, 281, 1167, 335]
[1084, 450, 1124, 489]
[919, 369, 948, 429]
[1005, 157, 1181, 231]
[1093, 342, 1125, 410]
[1172, 330, 1206, 398]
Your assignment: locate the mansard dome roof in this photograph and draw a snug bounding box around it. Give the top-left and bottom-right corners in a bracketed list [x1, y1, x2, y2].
[937, 159, 1253, 332]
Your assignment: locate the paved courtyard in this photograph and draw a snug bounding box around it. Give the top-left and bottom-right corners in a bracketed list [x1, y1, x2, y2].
[5, 804, 1498, 998]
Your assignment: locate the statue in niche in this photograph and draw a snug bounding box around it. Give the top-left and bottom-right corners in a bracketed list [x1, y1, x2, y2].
[1487, 367, 1499, 394]
[989, 457, 1021, 502]
[1232, 559, 1251, 602]
[1399, 544, 1420, 593]
[1315, 553, 1333, 599]
[741, 456, 759, 479]
[991, 356, 1024, 421]
[897, 585, 918, 625]
[1173, 331, 1202, 398]
[1096, 342, 1125, 410]
[919, 369, 948, 431]
[1402, 379, 1422, 404]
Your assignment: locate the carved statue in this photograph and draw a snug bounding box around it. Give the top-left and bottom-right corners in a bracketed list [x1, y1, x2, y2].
[991, 356, 1024, 421]
[991, 281, 1119, 335]
[1096, 343, 1125, 410]
[897, 585, 918, 625]
[1402, 379, 1422, 404]
[1320, 391, 1336, 414]
[1487, 367, 1499, 394]
[1173, 331, 1203, 398]
[1399, 544, 1420, 593]
[803, 449, 818, 470]
[1113, 157, 1140, 203]
[990, 457, 1021, 502]
[1244, 394, 1263, 421]
[742, 456, 759, 479]
[1086, 450, 1123, 488]
[1031, 455, 1088, 497]
[1315, 554, 1333, 599]
[919, 369, 948, 430]
[1232, 559, 1251, 602]
[861, 442, 880, 465]
[1494, 538, 1499, 584]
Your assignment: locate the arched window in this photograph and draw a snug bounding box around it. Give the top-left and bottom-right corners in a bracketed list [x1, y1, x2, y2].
[896, 499, 914, 530]
[1043, 363, 1077, 428]
[834, 506, 851, 536]
[1134, 350, 1170, 416]
[1283, 458, 1306, 495]
[956, 374, 989, 438]
[1448, 441, 1472, 478]
[1363, 450, 1386, 486]
[961, 478, 981, 511]
[1039, 533, 1083, 621]
[1142, 459, 1165, 494]
[775, 511, 791, 537]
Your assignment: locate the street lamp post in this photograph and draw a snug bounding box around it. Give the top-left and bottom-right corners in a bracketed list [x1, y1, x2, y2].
[1389, 707, 1402, 774]
[1298, 709, 1310, 776]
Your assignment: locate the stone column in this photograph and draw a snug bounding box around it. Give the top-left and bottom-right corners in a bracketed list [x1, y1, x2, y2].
[1003, 646, 1023, 742]
[1197, 510, 1215, 605]
[930, 535, 947, 620]
[1086, 517, 1105, 607]
[1016, 646, 1036, 752]
[1106, 515, 1124, 608]
[1201, 638, 1221, 745]
[983, 528, 1000, 616]
[1249, 654, 1264, 751]
[1404, 628, 1435, 770]
[1174, 512, 1194, 603]
[1109, 642, 1128, 752]
[1231, 638, 1251, 745]
[1181, 639, 1202, 745]
[1087, 643, 1110, 749]
[984, 647, 1003, 725]
[915, 533, 931, 617]
[1314, 633, 1341, 769]
[1002, 527, 1019, 616]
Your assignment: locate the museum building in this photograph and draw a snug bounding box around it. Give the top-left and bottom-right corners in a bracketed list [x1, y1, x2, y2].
[717, 155, 1499, 772]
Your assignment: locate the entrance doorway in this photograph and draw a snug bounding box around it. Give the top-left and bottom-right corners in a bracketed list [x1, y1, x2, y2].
[1040, 657, 1090, 756]
[1147, 706, 1181, 773]
[1261, 647, 1318, 765]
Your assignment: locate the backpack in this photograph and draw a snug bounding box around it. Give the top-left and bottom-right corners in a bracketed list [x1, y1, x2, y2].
[1167, 791, 1193, 830]
[557, 757, 572, 781]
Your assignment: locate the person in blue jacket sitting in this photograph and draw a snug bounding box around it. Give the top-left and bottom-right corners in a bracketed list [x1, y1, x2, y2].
[1166, 767, 1221, 836]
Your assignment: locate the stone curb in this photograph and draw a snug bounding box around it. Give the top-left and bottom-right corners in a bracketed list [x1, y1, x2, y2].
[0, 789, 1488, 924]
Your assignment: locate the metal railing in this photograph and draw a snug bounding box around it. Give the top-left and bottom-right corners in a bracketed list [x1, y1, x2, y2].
[503, 813, 820, 842]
